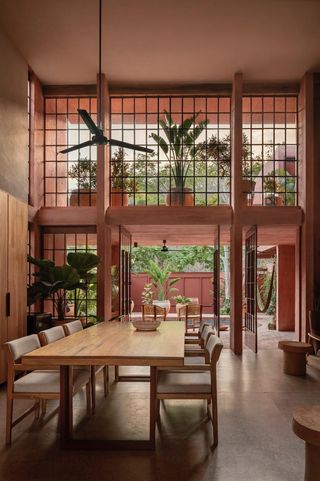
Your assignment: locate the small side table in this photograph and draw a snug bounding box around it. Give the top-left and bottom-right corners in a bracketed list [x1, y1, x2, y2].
[293, 406, 320, 481]
[278, 341, 313, 376]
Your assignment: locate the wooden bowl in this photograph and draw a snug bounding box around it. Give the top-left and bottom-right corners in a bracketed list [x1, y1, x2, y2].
[132, 320, 161, 331]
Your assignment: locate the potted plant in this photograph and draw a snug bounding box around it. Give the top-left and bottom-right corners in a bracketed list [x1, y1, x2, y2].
[111, 148, 136, 206]
[147, 260, 180, 313]
[150, 111, 207, 206]
[263, 175, 283, 206]
[141, 282, 154, 305]
[27, 252, 100, 324]
[68, 157, 97, 206]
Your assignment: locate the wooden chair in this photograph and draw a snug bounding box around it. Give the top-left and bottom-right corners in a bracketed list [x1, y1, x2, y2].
[179, 303, 203, 332]
[184, 321, 211, 344]
[184, 325, 215, 363]
[62, 321, 109, 412]
[5, 334, 91, 444]
[142, 304, 167, 321]
[156, 334, 223, 447]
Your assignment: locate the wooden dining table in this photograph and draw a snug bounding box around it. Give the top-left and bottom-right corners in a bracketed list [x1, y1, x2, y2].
[22, 320, 185, 450]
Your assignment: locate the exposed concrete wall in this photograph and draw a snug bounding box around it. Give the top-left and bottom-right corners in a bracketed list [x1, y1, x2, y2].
[0, 29, 28, 202]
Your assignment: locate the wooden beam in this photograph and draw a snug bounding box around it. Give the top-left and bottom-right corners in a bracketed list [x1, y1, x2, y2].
[106, 206, 232, 226]
[37, 207, 97, 226]
[109, 83, 232, 96]
[239, 206, 303, 225]
[43, 85, 96, 97]
[243, 83, 299, 95]
[230, 72, 243, 355]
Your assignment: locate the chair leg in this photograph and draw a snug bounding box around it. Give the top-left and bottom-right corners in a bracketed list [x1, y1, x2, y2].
[91, 366, 96, 415]
[156, 399, 161, 420]
[103, 366, 108, 397]
[41, 399, 47, 415]
[6, 397, 13, 445]
[211, 401, 218, 448]
[114, 365, 119, 382]
[86, 381, 91, 415]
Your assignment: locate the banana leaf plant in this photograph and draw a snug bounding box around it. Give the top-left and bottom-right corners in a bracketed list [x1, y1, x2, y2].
[27, 252, 100, 320]
[150, 111, 208, 194]
[147, 260, 180, 301]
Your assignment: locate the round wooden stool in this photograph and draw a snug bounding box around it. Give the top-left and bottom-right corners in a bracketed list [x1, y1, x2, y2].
[293, 406, 320, 481]
[278, 341, 313, 376]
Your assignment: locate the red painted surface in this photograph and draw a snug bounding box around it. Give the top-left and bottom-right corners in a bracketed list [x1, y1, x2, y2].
[131, 272, 213, 313]
[277, 245, 295, 331]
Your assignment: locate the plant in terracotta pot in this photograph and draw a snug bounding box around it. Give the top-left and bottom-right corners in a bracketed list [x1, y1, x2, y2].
[111, 148, 136, 206]
[147, 260, 180, 313]
[263, 175, 283, 206]
[150, 111, 207, 206]
[68, 157, 97, 206]
[27, 252, 100, 322]
[141, 283, 154, 305]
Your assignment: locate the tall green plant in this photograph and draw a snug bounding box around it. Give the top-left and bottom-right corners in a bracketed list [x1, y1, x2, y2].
[150, 111, 207, 191]
[27, 252, 100, 320]
[147, 260, 180, 301]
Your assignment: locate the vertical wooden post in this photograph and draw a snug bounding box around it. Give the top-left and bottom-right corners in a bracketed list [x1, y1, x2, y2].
[299, 73, 315, 340]
[97, 73, 112, 321]
[230, 72, 243, 354]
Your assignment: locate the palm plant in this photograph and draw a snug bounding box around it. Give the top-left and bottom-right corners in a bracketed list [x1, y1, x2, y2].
[147, 260, 180, 301]
[150, 111, 207, 195]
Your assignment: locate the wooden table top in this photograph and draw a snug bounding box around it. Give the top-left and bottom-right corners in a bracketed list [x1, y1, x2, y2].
[22, 321, 185, 367]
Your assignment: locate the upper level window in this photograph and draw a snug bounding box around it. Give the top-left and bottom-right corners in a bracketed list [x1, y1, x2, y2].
[44, 97, 97, 207]
[242, 96, 298, 206]
[110, 96, 231, 206]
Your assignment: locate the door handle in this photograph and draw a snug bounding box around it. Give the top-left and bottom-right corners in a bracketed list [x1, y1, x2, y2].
[6, 292, 10, 317]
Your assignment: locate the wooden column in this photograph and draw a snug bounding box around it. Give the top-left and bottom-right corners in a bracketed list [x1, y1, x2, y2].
[299, 73, 315, 340]
[230, 72, 243, 354]
[277, 245, 295, 331]
[97, 74, 112, 321]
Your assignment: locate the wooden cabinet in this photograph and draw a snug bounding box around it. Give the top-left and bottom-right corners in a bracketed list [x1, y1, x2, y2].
[0, 190, 27, 383]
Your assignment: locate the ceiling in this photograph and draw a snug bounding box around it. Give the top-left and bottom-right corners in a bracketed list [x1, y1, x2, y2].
[1, 0, 320, 86]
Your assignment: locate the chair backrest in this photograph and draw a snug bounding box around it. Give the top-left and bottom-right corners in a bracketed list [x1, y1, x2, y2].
[200, 324, 213, 341]
[142, 304, 166, 321]
[180, 303, 202, 318]
[63, 320, 83, 336]
[205, 335, 223, 365]
[6, 334, 41, 363]
[39, 326, 65, 346]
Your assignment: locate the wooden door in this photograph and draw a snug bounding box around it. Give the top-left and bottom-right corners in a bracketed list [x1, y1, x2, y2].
[213, 226, 220, 335]
[0, 191, 8, 383]
[7, 195, 27, 341]
[244, 226, 258, 352]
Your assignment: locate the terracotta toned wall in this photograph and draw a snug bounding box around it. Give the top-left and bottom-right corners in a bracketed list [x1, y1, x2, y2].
[0, 29, 28, 201]
[277, 245, 295, 331]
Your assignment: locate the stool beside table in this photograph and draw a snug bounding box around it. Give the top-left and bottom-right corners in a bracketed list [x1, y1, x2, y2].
[293, 406, 320, 481]
[278, 341, 313, 376]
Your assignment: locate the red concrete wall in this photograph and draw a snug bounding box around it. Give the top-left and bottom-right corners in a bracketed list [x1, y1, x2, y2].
[131, 272, 213, 313]
[277, 245, 295, 331]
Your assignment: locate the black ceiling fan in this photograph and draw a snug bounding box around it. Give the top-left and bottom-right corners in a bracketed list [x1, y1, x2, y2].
[161, 240, 180, 253]
[60, 0, 153, 156]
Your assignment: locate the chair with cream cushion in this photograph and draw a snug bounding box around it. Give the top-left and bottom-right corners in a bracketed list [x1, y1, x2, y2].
[5, 334, 91, 444]
[142, 304, 167, 321]
[62, 320, 109, 412]
[157, 334, 223, 447]
[184, 325, 215, 362]
[179, 303, 203, 332]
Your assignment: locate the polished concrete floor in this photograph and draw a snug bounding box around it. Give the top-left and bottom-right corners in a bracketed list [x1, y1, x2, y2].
[0, 348, 319, 481]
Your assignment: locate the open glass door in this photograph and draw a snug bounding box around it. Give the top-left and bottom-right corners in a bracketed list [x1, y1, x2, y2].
[213, 225, 220, 335]
[119, 226, 132, 321]
[244, 226, 258, 352]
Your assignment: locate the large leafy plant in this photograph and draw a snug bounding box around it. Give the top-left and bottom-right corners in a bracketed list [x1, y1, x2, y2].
[28, 252, 100, 320]
[147, 260, 180, 301]
[150, 111, 207, 192]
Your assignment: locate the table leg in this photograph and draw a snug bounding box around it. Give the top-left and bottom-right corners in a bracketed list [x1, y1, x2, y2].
[149, 366, 157, 448]
[60, 365, 73, 448]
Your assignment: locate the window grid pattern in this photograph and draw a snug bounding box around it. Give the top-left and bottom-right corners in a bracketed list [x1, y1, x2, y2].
[110, 96, 231, 206]
[242, 96, 298, 206]
[44, 97, 97, 207]
[42, 233, 97, 322]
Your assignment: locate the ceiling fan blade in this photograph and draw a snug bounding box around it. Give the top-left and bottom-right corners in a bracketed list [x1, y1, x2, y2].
[108, 138, 154, 154]
[59, 140, 95, 154]
[78, 109, 101, 136]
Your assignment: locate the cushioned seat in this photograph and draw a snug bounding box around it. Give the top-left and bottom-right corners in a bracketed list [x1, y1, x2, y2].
[14, 368, 90, 393]
[157, 371, 211, 394]
[184, 356, 205, 365]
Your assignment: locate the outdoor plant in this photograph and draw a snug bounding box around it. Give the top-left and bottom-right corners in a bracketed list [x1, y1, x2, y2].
[173, 295, 191, 304]
[27, 252, 100, 320]
[68, 157, 96, 190]
[141, 283, 154, 305]
[147, 260, 180, 301]
[111, 265, 119, 312]
[110, 148, 136, 192]
[150, 111, 207, 194]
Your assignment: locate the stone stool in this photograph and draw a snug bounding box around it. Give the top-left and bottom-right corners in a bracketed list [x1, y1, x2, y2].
[293, 406, 320, 481]
[278, 341, 313, 376]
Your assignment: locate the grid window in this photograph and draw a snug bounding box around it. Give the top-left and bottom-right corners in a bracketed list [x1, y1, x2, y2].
[110, 96, 231, 206]
[42, 233, 97, 322]
[242, 96, 298, 206]
[44, 97, 97, 206]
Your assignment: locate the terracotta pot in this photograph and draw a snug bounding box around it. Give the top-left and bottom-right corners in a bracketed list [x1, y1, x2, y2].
[265, 194, 283, 206]
[111, 188, 129, 206]
[166, 187, 194, 206]
[70, 189, 96, 206]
